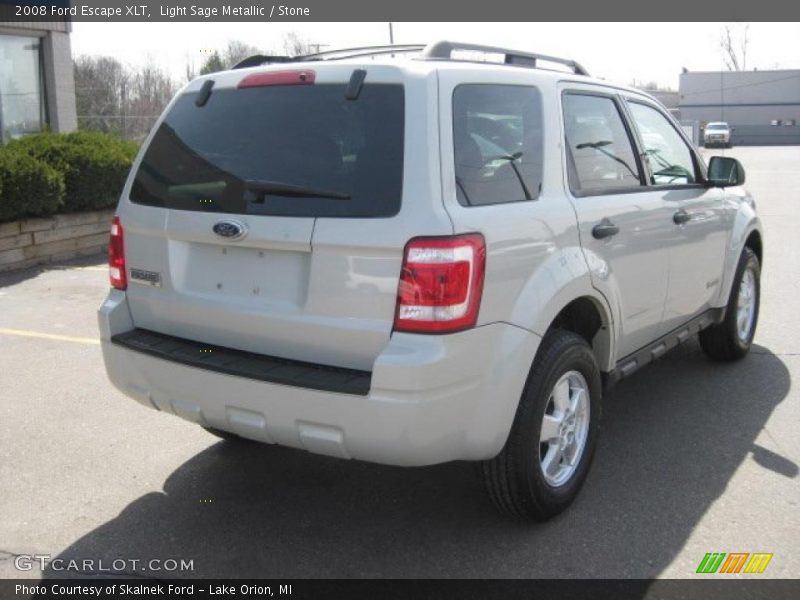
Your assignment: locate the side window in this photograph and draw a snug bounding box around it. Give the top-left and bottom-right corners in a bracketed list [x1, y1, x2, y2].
[453, 85, 543, 207]
[627, 101, 697, 185]
[562, 93, 642, 194]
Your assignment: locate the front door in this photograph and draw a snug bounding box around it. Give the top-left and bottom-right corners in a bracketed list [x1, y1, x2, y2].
[623, 99, 730, 332]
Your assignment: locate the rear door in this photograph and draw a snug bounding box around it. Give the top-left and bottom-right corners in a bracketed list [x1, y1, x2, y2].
[561, 88, 674, 359]
[119, 64, 450, 371]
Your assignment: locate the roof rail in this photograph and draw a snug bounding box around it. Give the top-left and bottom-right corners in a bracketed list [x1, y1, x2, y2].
[303, 44, 425, 60]
[421, 40, 590, 76]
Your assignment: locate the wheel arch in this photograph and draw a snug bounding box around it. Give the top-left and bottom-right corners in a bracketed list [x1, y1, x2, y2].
[717, 212, 764, 308]
[744, 228, 763, 267]
[546, 295, 615, 373]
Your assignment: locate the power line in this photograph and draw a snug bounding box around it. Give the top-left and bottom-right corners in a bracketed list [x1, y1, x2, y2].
[681, 73, 800, 97]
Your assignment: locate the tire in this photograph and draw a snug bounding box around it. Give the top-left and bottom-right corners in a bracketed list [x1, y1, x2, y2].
[203, 426, 246, 442]
[481, 329, 602, 520]
[699, 246, 760, 361]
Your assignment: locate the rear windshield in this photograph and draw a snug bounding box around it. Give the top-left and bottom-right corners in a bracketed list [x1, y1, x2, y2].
[706, 123, 728, 130]
[130, 83, 404, 218]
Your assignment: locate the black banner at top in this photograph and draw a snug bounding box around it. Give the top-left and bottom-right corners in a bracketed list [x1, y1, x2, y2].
[0, 0, 798, 22]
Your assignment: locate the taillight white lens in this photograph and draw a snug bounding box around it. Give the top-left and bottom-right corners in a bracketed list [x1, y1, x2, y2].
[394, 234, 486, 333]
[109, 216, 126, 290]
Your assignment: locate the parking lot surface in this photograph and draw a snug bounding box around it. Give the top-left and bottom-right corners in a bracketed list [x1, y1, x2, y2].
[1, 146, 798, 579]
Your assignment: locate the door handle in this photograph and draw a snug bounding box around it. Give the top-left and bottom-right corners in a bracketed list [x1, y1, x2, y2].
[592, 219, 619, 240]
[673, 209, 692, 225]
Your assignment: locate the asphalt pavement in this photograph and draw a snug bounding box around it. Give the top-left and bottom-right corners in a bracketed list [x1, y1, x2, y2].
[0, 146, 798, 580]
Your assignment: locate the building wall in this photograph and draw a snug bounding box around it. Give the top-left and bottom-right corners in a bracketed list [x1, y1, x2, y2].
[0, 20, 76, 138]
[679, 70, 800, 145]
[41, 29, 77, 132]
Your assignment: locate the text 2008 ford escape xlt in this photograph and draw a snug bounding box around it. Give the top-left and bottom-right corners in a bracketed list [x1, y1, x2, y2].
[100, 41, 763, 520]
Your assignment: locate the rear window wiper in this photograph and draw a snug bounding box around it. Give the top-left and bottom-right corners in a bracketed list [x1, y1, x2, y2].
[244, 180, 351, 200]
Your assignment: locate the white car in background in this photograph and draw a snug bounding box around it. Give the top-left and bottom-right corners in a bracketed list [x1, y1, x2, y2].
[704, 122, 732, 148]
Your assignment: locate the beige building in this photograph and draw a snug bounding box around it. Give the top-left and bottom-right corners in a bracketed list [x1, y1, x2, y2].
[0, 19, 77, 143]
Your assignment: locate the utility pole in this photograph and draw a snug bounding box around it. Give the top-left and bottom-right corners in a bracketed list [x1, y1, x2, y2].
[389, 23, 394, 45]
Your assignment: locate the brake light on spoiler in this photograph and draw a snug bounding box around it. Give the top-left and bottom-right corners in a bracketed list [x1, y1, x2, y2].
[238, 70, 316, 88]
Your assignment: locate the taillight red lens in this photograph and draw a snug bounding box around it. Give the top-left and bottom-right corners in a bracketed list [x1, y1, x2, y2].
[394, 234, 486, 333]
[238, 69, 316, 88]
[108, 216, 126, 290]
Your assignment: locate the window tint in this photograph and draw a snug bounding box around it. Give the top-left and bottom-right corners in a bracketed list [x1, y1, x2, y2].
[130, 84, 404, 218]
[627, 102, 697, 185]
[562, 93, 642, 194]
[453, 85, 543, 206]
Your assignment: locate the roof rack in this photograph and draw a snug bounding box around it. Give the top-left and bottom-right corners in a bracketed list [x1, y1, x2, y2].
[421, 41, 590, 76]
[232, 40, 589, 76]
[303, 44, 425, 60]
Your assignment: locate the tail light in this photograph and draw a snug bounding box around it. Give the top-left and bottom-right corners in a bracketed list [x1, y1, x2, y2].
[394, 233, 486, 333]
[108, 216, 126, 290]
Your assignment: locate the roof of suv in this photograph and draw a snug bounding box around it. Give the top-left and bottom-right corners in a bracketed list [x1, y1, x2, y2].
[184, 41, 654, 103]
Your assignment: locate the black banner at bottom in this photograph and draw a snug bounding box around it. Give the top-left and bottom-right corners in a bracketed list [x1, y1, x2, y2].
[1, 579, 799, 600]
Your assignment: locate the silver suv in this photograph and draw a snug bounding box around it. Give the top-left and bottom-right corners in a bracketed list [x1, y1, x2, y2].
[99, 41, 763, 520]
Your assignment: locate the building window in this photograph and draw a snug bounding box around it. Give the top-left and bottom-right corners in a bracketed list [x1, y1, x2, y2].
[0, 34, 48, 143]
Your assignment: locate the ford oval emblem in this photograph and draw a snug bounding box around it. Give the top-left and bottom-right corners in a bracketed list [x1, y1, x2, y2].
[212, 220, 247, 240]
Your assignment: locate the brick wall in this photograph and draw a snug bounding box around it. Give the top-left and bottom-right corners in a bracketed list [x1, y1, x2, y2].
[0, 209, 113, 273]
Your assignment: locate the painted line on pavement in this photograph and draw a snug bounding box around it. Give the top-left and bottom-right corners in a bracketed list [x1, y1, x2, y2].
[0, 328, 100, 345]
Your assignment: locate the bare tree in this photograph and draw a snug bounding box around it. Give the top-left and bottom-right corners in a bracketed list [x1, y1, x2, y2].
[73, 56, 129, 134]
[283, 32, 316, 56]
[73, 55, 177, 140]
[720, 24, 750, 71]
[223, 40, 262, 68]
[184, 52, 197, 82]
[125, 60, 177, 139]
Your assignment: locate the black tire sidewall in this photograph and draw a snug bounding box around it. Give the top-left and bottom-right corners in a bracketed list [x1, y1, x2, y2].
[514, 332, 602, 515]
[726, 249, 760, 354]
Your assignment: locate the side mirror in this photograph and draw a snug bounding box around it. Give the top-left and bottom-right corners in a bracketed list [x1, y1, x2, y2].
[707, 156, 745, 187]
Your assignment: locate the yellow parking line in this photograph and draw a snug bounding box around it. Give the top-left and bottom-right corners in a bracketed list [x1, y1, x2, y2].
[0, 327, 100, 345]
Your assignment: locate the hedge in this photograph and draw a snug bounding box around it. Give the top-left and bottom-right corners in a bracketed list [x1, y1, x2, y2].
[0, 131, 138, 222]
[0, 151, 64, 222]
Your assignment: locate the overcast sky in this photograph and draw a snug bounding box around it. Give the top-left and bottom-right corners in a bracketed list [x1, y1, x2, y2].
[71, 22, 800, 89]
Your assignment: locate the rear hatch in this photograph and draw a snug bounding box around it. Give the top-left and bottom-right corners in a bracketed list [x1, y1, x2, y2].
[118, 63, 451, 371]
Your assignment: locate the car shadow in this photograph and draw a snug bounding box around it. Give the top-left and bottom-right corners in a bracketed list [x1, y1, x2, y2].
[43, 340, 792, 579]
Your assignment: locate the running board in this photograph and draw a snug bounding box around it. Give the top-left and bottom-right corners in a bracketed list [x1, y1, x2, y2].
[604, 308, 725, 390]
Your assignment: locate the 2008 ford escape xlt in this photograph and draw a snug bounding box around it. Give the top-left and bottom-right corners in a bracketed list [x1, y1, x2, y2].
[100, 41, 763, 520]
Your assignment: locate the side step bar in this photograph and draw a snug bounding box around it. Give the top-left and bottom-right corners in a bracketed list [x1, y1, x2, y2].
[604, 308, 725, 390]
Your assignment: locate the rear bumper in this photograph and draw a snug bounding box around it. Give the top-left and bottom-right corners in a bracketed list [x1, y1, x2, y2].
[98, 291, 540, 466]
